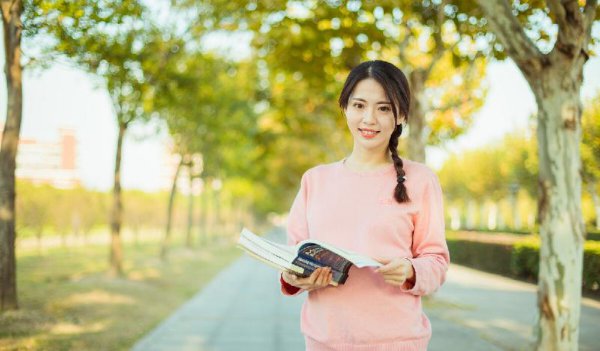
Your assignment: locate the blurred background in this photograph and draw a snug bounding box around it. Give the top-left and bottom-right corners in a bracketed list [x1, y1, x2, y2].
[0, 0, 599, 350]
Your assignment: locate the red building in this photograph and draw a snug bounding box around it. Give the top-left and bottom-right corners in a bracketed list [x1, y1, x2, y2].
[0, 125, 80, 189]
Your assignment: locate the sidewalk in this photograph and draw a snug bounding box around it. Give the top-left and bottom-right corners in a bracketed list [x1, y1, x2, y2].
[131, 230, 600, 351]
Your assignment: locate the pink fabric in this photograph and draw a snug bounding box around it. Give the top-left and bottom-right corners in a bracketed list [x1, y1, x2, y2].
[280, 158, 449, 351]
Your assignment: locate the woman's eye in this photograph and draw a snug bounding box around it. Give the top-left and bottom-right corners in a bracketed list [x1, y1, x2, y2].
[353, 103, 363, 109]
[380, 106, 391, 112]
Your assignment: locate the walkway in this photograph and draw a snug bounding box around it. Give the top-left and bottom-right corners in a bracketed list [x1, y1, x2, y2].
[131, 230, 600, 351]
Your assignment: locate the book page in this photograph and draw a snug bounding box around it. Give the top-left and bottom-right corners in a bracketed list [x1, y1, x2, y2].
[237, 234, 305, 275]
[239, 228, 296, 262]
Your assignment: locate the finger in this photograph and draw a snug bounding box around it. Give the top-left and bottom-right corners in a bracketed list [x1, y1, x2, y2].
[324, 268, 333, 286]
[377, 262, 400, 273]
[376, 257, 392, 266]
[384, 278, 405, 286]
[308, 268, 322, 285]
[316, 267, 330, 286]
[379, 270, 406, 278]
[304, 269, 324, 290]
[282, 271, 297, 285]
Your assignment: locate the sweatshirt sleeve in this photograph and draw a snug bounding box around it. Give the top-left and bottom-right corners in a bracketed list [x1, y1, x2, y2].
[280, 170, 311, 296]
[400, 171, 450, 296]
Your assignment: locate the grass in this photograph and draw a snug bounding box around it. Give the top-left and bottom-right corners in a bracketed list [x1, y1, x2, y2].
[0, 236, 242, 351]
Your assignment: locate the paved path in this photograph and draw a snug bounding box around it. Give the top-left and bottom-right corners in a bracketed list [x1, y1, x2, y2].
[131, 230, 600, 351]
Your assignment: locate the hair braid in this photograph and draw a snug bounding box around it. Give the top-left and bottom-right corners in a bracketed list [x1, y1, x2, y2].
[389, 124, 410, 203]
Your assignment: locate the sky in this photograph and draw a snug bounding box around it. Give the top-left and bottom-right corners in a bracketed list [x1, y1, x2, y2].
[1, 28, 600, 192]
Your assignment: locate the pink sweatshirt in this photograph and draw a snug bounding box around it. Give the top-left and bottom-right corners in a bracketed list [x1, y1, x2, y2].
[280, 158, 450, 351]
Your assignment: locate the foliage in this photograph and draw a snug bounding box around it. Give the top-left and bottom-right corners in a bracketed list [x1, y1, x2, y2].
[446, 238, 514, 276]
[582, 94, 600, 185]
[511, 238, 600, 294]
[15, 181, 181, 238]
[230, 0, 489, 147]
[438, 128, 537, 202]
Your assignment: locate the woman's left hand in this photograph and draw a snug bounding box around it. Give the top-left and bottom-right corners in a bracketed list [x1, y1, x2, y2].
[375, 257, 415, 287]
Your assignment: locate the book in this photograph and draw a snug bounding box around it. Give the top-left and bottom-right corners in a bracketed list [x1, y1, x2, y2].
[237, 228, 382, 285]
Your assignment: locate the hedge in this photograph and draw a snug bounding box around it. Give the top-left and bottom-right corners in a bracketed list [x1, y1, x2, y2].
[457, 228, 600, 241]
[588, 231, 600, 242]
[446, 236, 600, 296]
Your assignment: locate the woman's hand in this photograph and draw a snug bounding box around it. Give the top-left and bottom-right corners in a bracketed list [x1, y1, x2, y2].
[282, 267, 333, 291]
[375, 257, 415, 287]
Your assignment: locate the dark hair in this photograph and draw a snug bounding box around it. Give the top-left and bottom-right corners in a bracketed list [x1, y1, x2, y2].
[338, 60, 411, 203]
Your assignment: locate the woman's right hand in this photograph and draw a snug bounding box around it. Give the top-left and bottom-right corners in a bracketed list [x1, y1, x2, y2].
[282, 267, 333, 291]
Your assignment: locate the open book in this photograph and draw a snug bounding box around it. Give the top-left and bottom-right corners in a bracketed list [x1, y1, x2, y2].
[237, 228, 382, 285]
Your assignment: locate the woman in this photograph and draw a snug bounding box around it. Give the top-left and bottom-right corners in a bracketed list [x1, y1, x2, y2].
[280, 60, 450, 351]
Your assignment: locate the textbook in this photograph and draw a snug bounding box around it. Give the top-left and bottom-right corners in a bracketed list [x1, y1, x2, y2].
[237, 228, 382, 285]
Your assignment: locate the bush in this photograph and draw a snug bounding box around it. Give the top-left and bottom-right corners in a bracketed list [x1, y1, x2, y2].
[446, 240, 514, 276]
[447, 236, 600, 296]
[511, 239, 539, 281]
[583, 241, 600, 292]
[588, 231, 600, 241]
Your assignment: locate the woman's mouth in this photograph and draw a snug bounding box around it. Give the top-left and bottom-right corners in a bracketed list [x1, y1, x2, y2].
[359, 128, 380, 139]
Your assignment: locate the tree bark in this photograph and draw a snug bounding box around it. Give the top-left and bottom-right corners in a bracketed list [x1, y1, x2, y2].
[0, 0, 23, 312]
[185, 169, 194, 248]
[407, 69, 427, 163]
[161, 155, 184, 259]
[530, 71, 585, 351]
[199, 178, 208, 245]
[109, 122, 127, 276]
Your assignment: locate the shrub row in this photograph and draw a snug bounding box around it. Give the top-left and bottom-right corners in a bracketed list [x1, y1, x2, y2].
[588, 231, 600, 242]
[458, 228, 600, 241]
[446, 236, 600, 296]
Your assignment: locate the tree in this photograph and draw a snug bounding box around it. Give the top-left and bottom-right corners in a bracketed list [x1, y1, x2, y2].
[151, 47, 261, 254]
[0, 0, 24, 311]
[31, 1, 183, 275]
[196, 0, 488, 162]
[438, 129, 538, 229]
[464, 1, 599, 349]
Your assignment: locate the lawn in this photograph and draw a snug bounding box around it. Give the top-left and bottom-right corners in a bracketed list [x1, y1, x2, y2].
[0, 236, 242, 350]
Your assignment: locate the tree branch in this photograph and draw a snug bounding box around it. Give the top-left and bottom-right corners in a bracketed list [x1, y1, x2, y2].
[548, 0, 586, 59]
[424, 0, 447, 77]
[475, 0, 544, 71]
[583, 0, 598, 42]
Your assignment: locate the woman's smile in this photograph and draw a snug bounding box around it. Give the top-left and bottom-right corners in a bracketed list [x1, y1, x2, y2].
[358, 128, 380, 139]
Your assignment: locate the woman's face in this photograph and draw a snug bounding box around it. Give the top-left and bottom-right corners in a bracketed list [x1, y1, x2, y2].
[344, 78, 402, 154]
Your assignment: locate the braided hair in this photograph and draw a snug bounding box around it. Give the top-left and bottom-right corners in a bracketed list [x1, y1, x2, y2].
[338, 60, 411, 203]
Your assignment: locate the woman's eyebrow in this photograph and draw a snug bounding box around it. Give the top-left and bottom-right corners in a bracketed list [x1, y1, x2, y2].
[350, 97, 391, 105]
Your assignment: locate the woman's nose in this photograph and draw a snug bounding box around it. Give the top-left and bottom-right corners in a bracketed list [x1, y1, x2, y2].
[362, 108, 376, 123]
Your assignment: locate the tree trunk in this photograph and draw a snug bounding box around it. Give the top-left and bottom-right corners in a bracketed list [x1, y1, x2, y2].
[407, 69, 427, 163]
[109, 122, 127, 276]
[199, 179, 208, 246]
[487, 202, 498, 230]
[465, 200, 474, 229]
[528, 69, 585, 351]
[468, 2, 592, 341]
[0, 0, 23, 312]
[588, 182, 600, 231]
[185, 170, 194, 248]
[161, 155, 184, 259]
[213, 186, 220, 240]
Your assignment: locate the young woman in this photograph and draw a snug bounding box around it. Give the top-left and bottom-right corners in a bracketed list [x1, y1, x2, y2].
[280, 60, 450, 351]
